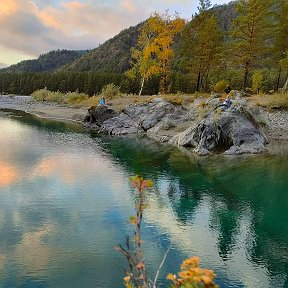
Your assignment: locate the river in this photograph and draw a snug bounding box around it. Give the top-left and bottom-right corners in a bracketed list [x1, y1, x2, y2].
[0, 109, 288, 287]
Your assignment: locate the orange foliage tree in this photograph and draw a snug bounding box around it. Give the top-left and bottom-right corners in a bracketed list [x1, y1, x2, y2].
[126, 12, 185, 95]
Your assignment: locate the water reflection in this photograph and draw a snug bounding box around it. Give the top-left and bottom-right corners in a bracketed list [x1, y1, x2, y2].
[100, 135, 288, 287]
[0, 161, 18, 186]
[0, 111, 288, 287]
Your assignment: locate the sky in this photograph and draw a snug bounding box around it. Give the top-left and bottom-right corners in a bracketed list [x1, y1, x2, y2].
[0, 0, 230, 67]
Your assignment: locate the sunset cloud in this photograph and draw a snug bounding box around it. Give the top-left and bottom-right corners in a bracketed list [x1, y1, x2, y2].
[0, 0, 230, 66]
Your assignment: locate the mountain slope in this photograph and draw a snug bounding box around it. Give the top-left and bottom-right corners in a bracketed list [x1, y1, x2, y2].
[62, 23, 142, 73]
[1, 49, 88, 73]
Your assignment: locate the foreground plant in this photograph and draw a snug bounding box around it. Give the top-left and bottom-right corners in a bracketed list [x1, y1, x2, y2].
[116, 176, 218, 288]
[115, 176, 153, 287]
[167, 256, 218, 288]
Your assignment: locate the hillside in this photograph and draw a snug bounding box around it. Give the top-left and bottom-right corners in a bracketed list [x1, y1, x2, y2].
[62, 23, 143, 73]
[1, 49, 88, 73]
[62, 3, 237, 73]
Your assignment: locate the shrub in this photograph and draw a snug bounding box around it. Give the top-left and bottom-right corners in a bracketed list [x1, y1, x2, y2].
[252, 70, 264, 94]
[213, 80, 229, 93]
[32, 88, 64, 103]
[65, 91, 89, 105]
[31, 88, 49, 101]
[101, 83, 121, 99]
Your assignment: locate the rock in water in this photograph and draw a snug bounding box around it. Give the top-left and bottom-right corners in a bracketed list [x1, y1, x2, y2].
[83, 106, 118, 131]
[169, 107, 268, 155]
[83, 98, 268, 156]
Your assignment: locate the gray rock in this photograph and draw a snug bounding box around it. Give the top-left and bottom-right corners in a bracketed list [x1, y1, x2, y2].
[83, 97, 270, 156]
[99, 113, 139, 135]
[84, 106, 118, 126]
[169, 107, 267, 155]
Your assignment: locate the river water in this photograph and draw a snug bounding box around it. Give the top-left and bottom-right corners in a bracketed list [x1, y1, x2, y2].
[0, 109, 288, 288]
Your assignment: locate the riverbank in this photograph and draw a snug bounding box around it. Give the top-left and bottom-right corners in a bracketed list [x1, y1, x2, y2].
[0, 95, 87, 122]
[1, 94, 288, 155]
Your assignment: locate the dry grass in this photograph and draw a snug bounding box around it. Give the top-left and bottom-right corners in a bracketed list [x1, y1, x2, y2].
[31, 89, 213, 112]
[250, 93, 288, 110]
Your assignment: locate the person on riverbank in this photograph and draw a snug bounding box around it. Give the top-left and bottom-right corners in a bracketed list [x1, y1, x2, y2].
[99, 97, 105, 106]
[214, 95, 232, 110]
[224, 85, 231, 95]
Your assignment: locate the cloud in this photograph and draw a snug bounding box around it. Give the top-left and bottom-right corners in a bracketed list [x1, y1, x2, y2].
[0, 62, 8, 69]
[0, 0, 149, 63]
[0, 0, 230, 65]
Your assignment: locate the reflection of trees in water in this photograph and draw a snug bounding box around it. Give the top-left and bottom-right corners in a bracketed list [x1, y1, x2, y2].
[248, 209, 288, 287]
[99, 135, 288, 283]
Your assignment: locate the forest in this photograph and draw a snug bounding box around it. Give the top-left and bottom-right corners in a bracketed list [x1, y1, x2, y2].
[0, 0, 287, 96]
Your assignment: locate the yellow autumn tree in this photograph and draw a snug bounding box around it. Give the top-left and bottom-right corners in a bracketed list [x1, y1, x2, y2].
[126, 12, 185, 95]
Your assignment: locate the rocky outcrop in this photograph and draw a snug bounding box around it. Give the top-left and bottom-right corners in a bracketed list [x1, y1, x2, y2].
[83, 97, 270, 155]
[83, 105, 118, 132]
[169, 107, 268, 155]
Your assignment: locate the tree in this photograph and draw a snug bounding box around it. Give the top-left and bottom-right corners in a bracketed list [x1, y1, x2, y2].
[229, 0, 273, 89]
[273, 0, 288, 90]
[197, 0, 212, 13]
[181, 6, 222, 92]
[126, 12, 185, 95]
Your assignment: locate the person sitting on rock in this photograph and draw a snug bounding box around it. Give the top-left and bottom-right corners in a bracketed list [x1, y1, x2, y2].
[215, 96, 232, 110]
[223, 96, 232, 108]
[224, 85, 231, 95]
[99, 97, 105, 106]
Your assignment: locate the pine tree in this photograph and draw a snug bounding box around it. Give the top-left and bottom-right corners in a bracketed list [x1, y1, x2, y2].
[273, 0, 288, 90]
[181, 4, 222, 92]
[230, 0, 273, 88]
[197, 0, 212, 13]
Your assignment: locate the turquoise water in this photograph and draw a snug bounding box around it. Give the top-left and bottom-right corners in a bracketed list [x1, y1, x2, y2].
[0, 109, 288, 288]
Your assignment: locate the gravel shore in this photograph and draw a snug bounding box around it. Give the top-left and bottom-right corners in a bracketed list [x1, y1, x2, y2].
[0, 95, 87, 122]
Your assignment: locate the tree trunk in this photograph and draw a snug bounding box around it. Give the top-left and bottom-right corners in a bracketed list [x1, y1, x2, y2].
[196, 70, 201, 92]
[276, 67, 282, 91]
[243, 61, 250, 89]
[138, 77, 145, 96]
[283, 75, 288, 92]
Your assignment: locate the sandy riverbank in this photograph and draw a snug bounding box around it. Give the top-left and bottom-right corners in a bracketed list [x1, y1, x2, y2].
[0, 95, 87, 122]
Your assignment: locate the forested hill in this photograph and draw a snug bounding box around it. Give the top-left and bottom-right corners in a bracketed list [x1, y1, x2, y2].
[62, 23, 143, 73]
[213, 1, 237, 32]
[63, 3, 237, 73]
[1, 49, 88, 73]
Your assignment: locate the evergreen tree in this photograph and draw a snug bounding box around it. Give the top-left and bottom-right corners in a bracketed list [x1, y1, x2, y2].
[273, 0, 288, 90]
[181, 5, 222, 92]
[197, 0, 212, 13]
[229, 0, 273, 88]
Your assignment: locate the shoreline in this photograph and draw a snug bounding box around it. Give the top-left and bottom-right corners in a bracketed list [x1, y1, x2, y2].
[1, 95, 288, 156]
[0, 95, 87, 123]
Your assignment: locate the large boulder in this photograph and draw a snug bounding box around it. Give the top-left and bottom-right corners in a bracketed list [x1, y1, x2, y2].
[123, 98, 187, 131]
[83, 97, 269, 156]
[169, 107, 268, 155]
[88, 98, 190, 136]
[99, 114, 139, 135]
[84, 106, 118, 126]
